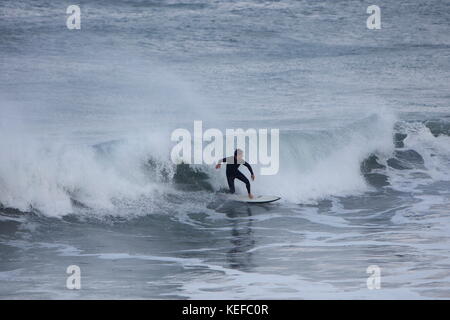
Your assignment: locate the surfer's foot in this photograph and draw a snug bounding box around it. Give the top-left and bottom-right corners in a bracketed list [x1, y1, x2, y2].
[248, 193, 254, 199]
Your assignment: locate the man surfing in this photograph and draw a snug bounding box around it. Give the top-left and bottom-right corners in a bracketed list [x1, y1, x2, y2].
[215, 149, 255, 199]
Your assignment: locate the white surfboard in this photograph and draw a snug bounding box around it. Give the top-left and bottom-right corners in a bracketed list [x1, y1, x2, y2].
[229, 195, 281, 204]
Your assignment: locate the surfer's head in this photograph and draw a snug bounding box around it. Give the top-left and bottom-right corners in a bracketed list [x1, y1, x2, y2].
[234, 148, 243, 160]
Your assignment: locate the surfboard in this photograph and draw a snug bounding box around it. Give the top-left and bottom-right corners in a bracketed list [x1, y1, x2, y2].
[229, 195, 281, 204]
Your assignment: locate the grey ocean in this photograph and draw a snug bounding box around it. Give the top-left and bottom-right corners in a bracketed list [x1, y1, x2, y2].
[1, 0, 450, 299]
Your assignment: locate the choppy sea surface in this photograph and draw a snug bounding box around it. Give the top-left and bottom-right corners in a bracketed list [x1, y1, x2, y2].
[1, 0, 450, 299]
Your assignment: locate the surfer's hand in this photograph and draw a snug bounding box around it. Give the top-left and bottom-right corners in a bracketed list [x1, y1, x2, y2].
[215, 164, 221, 169]
[251, 174, 255, 181]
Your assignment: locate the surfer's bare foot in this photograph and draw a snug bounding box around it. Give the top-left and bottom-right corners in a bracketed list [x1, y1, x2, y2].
[248, 193, 254, 199]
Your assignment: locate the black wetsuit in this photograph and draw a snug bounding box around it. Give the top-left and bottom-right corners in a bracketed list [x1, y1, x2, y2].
[221, 156, 254, 194]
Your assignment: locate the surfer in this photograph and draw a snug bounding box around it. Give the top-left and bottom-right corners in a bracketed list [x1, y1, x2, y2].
[215, 149, 255, 199]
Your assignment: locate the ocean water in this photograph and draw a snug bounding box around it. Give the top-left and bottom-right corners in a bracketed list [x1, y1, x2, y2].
[1, 0, 450, 299]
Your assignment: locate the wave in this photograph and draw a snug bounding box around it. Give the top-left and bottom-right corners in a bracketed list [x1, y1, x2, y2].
[361, 119, 450, 191]
[1, 111, 450, 217]
[0, 132, 172, 216]
[247, 112, 397, 203]
[424, 118, 450, 137]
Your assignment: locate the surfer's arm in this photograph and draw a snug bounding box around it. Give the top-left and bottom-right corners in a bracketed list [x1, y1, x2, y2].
[244, 162, 255, 180]
[215, 158, 227, 169]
